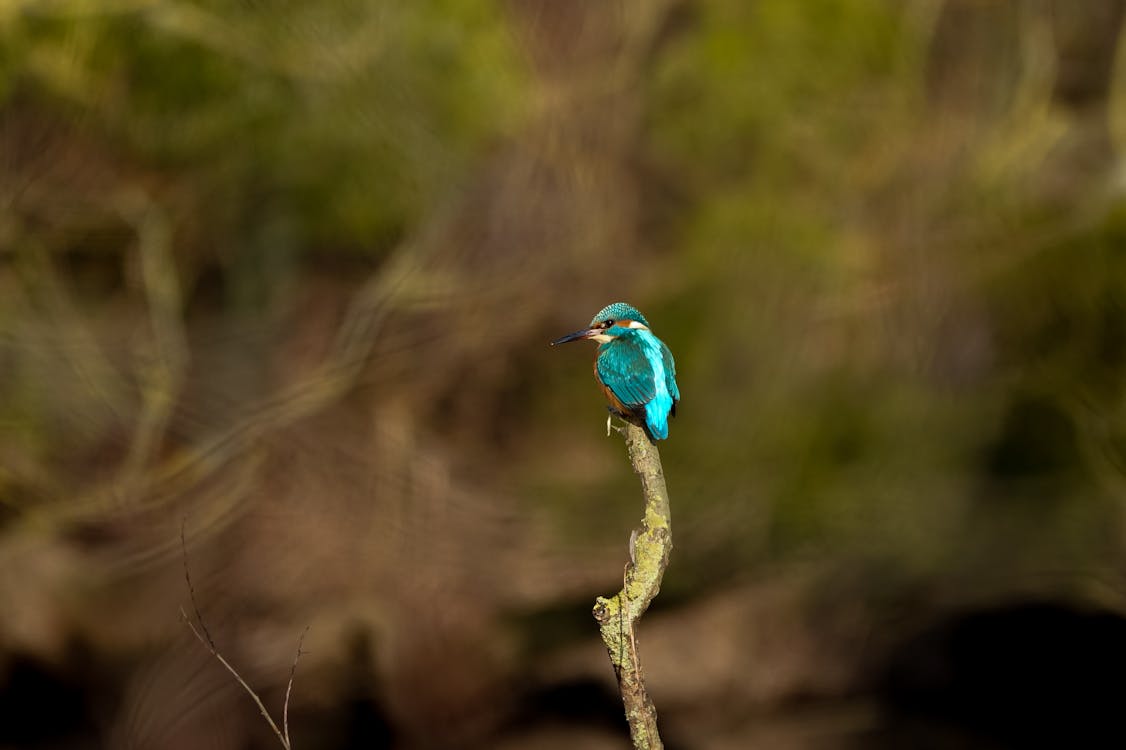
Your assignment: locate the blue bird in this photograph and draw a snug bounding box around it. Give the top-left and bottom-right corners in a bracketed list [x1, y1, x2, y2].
[552, 302, 680, 441]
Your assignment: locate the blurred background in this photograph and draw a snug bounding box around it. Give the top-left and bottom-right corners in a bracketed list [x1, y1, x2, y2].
[2, 1, 1126, 748]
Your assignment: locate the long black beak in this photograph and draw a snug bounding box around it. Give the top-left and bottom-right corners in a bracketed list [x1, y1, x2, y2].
[551, 328, 597, 346]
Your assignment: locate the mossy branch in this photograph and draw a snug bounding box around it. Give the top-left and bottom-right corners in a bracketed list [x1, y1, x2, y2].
[593, 421, 672, 750]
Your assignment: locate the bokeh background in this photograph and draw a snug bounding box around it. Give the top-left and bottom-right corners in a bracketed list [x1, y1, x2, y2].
[3, 1, 1126, 748]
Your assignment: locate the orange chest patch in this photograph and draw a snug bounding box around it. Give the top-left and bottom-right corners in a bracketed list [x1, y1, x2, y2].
[593, 358, 631, 413]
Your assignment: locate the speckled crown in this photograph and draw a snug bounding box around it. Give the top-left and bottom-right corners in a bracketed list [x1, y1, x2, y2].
[590, 302, 648, 327]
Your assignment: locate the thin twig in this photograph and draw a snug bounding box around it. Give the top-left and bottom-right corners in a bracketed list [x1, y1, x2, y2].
[178, 608, 290, 749]
[283, 626, 310, 747]
[179, 520, 307, 750]
[180, 520, 215, 650]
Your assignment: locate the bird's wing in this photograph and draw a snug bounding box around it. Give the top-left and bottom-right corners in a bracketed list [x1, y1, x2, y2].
[661, 340, 680, 403]
[596, 343, 657, 409]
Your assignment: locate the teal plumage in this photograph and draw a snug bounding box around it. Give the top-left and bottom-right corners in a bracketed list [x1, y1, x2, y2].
[552, 302, 680, 441]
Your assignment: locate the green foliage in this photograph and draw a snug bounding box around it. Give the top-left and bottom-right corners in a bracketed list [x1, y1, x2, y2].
[2, 1, 528, 252]
[626, 0, 1126, 586]
[649, 0, 912, 187]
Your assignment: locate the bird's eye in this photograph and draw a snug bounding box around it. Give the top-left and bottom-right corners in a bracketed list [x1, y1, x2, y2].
[603, 319, 615, 328]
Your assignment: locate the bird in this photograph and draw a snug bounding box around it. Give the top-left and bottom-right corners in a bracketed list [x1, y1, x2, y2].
[551, 302, 680, 441]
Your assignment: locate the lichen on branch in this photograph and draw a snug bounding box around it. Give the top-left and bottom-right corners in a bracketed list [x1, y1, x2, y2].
[593, 421, 672, 750]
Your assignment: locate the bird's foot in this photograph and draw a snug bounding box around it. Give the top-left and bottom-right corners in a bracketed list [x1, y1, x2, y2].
[605, 406, 629, 437]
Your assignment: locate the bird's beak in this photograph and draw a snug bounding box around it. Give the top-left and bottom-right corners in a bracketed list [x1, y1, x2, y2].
[551, 328, 598, 346]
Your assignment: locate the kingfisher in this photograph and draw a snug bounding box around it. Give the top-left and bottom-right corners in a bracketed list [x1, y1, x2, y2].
[551, 302, 680, 441]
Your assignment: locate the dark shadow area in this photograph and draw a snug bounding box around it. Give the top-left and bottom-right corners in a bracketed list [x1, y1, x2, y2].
[872, 600, 1126, 749]
[511, 676, 627, 732]
[0, 649, 103, 749]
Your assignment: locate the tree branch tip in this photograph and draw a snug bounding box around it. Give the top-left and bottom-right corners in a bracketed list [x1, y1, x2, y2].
[593, 596, 616, 624]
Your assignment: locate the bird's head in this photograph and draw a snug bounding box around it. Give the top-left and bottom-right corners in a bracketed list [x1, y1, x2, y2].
[551, 302, 651, 345]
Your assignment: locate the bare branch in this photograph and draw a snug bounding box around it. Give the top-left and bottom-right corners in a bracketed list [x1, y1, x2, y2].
[283, 626, 310, 747]
[180, 520, 215, 650]
[179, 519, 306, 750]
[178, 607, 290, 749]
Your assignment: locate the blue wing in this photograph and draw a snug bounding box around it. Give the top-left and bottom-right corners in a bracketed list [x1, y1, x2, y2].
[596, 340, 657, 409]
[660, 338, 680, 415]
[597, 331, 677, 440]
